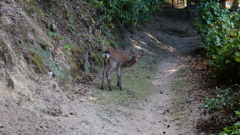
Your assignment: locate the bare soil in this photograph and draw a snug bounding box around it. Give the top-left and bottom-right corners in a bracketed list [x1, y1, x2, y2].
[0, 14, 206, 135]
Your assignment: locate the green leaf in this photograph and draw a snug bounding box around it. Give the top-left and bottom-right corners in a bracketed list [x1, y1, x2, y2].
[226, 60, 231, 64]
[235, 52, 240, 62]
[235, 52, 240, 57]
[236, 111, 240, 116]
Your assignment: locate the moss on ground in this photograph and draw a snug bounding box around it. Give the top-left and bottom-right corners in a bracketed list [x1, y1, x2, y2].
[30, 50, 45, 73]
[0, 37, 14, 69]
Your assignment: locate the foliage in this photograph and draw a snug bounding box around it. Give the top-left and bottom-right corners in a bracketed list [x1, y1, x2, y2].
[63, 43, 73, 52]
[219, 111, 240, 135]
[90, 0, 163, 26]
[201, 88, 240, 118]
[195, 1, 240, 78]
[201, 86, 240, 134]
[196, 1, 240, 133]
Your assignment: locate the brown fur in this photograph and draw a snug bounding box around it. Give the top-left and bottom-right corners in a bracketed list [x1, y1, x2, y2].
[101, 49, 143, 90]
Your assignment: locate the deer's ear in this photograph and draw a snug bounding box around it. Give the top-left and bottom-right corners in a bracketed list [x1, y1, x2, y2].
[130, 47, 138, 53]
[130, 48, 133, 53]
[139, 52, 144, 57]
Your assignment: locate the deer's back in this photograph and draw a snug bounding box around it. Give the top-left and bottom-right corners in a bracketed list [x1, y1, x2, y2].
[107, 49, 128, 63]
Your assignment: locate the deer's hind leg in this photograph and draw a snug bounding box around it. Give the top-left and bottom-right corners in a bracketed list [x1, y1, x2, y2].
[106, 65, 113, 91]
[101, 63, 109, 90]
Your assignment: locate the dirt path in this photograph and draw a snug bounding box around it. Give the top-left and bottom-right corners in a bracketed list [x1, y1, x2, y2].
[120, 15, 201, 134]
[139, 56, 195, 135]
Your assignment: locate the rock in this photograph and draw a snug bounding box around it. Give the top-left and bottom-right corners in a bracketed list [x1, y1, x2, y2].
[50, 23, 57, 32]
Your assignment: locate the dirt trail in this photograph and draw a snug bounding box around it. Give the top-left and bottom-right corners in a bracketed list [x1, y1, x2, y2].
[121, 14, 201, 134]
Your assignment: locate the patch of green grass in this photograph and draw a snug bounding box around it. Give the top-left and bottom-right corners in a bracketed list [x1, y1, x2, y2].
[35, 106, 51, 115]
[14, 123, 19, 125]
[116, 109, 134, 119]
[63, 43, 73, 52]
[171, 68, 192, 119]
[103, 108, 115, 117]
[5, 104, 10, 109]
[96, 114, 112, 124]
[67, 24, 76, 34]
[47, 31, 63, 42]
[38, 37, 52, 48]
[66, 8, 75, 23]
[173, 78, 189, 91]
[17, 98, 23, 106]
[49, 119, 56, 123]
[28, 1, 48, 19]
[94, 55, 158, 107]
[79, 120, 91, 125]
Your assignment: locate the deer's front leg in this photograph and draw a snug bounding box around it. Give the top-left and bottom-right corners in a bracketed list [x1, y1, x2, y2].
[101, 69, 105, 90]
[117, 67, 123, 90]
[107, 75, 112, 91]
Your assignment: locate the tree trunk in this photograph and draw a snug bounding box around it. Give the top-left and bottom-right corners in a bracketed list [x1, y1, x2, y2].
[232, 0, 239, 9]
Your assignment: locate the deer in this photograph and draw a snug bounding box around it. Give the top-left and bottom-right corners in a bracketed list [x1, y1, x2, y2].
[101, 48, 143, 91]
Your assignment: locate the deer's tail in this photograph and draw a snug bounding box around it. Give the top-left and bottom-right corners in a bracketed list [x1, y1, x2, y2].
[102, 50, 110, 65]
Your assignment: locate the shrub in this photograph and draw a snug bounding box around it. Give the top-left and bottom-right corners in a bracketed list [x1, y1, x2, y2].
[201, 86, 240, 134]
[201, 88, 240, 118]
[219, 111, 240, 135]
[90, 0, 162, 27]
[196, 1, 240, 79]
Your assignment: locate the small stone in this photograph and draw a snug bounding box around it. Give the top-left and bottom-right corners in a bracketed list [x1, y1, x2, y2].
[50, 24, 57, 32]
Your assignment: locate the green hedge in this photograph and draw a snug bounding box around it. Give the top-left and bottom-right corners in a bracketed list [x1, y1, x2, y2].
[196, 1, 240, 79]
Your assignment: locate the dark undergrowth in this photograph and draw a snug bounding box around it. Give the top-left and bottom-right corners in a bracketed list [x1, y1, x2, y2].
[184, 48, 240, 134]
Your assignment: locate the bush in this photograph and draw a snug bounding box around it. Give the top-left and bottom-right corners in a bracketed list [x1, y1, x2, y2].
[201, 86, 240, 134]
[196, 1, 240, 79]
[220, 111, 240, 135]
[201, 88, 240, 118]
[90, 0, 162, 27]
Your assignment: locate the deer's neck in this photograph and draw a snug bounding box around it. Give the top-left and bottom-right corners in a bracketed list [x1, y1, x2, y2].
[121, 58, 136, 68]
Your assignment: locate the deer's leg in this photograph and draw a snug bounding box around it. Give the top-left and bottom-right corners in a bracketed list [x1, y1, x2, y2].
[106, 66, 113, 91]
[117, 67, 123, 90]
[101, 67, 105, 90]
[117, 68, 120, 87]
[101, 63, 109, 90]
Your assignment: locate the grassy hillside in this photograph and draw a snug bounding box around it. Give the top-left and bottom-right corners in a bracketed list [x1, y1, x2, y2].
[0, 0, 120, 88]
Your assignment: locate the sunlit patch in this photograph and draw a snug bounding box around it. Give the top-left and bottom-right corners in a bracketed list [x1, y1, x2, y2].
[134, 44, 144, 50]
[128, 38, 146, 51]
[139, 41, 147, 46]
[145, 32, 176, 52]
[167, 69, 178, 74]
[127, 31, 177, 56]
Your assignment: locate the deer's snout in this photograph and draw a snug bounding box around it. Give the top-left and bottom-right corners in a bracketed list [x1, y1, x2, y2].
[132, 56, 138, 63]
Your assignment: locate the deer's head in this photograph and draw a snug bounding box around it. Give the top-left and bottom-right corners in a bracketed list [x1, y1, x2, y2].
[130, 50, 143, 63]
